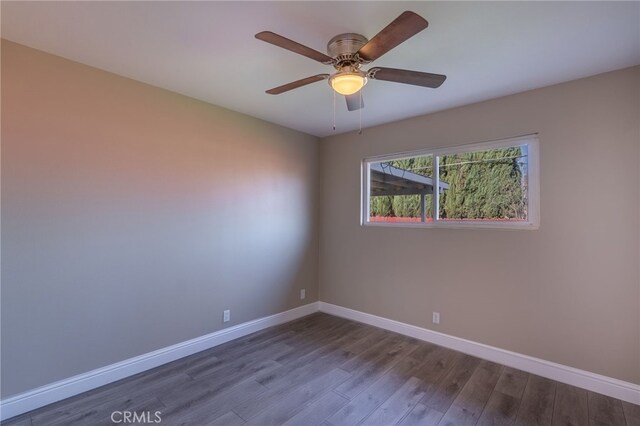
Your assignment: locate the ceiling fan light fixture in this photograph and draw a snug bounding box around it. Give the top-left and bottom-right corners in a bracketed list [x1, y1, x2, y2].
[329, 71, 367, 95]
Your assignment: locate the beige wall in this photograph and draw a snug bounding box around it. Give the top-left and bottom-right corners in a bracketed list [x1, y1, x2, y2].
[2, 38, 639, 400]
[1, 40, 320, 397]
[319, 67, 640, 384]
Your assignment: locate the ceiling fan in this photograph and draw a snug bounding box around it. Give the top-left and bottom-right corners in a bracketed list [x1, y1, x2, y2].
[255, 11, 446, 111]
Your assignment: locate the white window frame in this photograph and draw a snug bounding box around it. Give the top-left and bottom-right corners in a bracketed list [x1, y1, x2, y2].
[361, 134, 540, 230]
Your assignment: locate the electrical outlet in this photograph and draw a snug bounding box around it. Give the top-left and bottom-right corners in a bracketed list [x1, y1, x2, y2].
[223, 310, 230, 323]
[432, 312, 440, 324]
[300, 289, 306, 300]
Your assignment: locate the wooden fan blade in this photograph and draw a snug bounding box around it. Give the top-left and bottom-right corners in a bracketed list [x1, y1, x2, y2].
[368, 67, 446, 88]
[266, 74, 330, 95]
[356, 11, 428, 62]
[256, 31, 334, 64]
[345, 93, 364, 111]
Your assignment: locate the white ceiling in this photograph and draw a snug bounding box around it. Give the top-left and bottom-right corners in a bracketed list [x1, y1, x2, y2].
[2, 1, 639, 137]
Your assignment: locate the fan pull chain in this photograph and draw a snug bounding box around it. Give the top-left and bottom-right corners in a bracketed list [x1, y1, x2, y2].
[358, 90, 363, 135]
[332, 90, 336, 131]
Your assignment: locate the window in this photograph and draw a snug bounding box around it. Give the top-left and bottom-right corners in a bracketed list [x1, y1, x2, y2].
[362, 135, 539, 229]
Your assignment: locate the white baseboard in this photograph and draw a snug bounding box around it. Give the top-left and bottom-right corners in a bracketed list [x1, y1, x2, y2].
[3, 300, 638, 421]
[318, 302, 640, 405]
[0, 302, 320, 421]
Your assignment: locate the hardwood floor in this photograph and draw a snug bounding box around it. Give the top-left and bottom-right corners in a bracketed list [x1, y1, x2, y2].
[2, 313, 638, 426]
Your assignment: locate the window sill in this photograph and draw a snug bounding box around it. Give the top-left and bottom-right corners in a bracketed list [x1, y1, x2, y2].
[362, 221, 539, 230]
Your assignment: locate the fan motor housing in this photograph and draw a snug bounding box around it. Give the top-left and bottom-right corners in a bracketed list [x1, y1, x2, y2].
[327, 33, 368, 67]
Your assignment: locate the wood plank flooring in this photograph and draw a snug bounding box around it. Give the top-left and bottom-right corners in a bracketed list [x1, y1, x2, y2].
[2, 313, 638, 426]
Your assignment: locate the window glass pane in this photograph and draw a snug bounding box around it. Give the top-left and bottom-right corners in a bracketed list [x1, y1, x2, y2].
[368, 155, 435, 223]
[437, 144, 529, 221]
